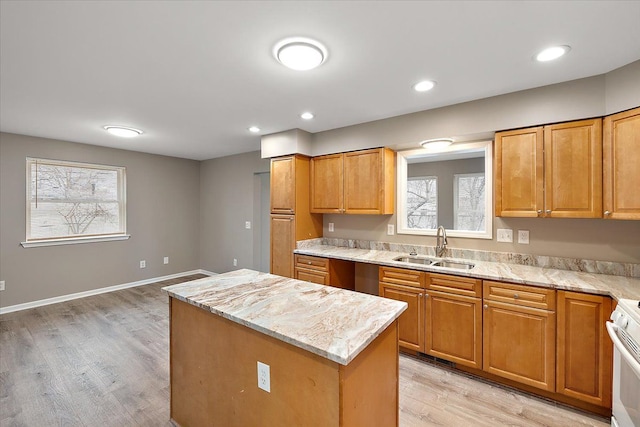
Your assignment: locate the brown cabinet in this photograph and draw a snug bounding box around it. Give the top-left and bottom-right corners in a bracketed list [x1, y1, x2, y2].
[482, 281, 556, 392]
[424, 273, 483, 369]
[311, 148, 395, 214]
[294, 254, 355, 290]
[270, 155, 322, 278]
[495, 118, 603, 218]
[603, 106, 640, 220]
[556, 291, 612, 407]
[379, 267, 425, 352]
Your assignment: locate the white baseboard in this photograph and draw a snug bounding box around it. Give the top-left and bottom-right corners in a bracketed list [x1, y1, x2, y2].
[0, 269, 216, 315]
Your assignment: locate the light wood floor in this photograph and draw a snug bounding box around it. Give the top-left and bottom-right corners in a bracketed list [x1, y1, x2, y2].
[1, 275, 610, 427]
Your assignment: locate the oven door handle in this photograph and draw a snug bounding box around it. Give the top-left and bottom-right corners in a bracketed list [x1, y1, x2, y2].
[606, 321, 640, 377]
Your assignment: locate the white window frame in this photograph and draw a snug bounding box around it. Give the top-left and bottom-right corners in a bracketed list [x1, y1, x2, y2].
[22, 157, 129, 248]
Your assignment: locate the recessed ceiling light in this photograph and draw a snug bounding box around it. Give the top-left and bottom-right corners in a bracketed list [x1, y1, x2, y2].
[274, 37, 327, 71]
[420, 138, 454, 149]
[413, 80, 436, 92]
[535, 45, 571, 62]
[300, 112, 314, 120]
[103, 126, 142, 138]
[248, 126, 261, 133]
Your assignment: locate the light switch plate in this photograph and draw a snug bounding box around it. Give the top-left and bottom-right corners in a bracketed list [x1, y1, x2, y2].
[328, 222, 334, 232]
[518, 230, 530, 244]
[496, 229, 513, 243]
[0, 281, 5, 291]
[387, 224, 395, 235]
[245, 221, 251, 229]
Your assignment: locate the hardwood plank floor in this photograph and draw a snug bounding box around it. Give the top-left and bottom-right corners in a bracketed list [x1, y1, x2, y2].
[0, 275, 610, 426]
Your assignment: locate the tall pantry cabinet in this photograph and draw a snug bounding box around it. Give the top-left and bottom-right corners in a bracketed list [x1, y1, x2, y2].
[270, 155, 322, 277]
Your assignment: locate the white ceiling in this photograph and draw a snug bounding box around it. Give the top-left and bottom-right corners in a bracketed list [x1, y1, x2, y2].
[1, 1, 639, 161]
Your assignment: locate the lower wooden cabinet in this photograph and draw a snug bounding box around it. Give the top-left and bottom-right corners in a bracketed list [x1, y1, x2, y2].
[294, 255, 355, 290]
[270, 215, 295, 278]
[482, 281, 557, 392]
[556, 291, 612, 407]
[379, 267, 425, 352]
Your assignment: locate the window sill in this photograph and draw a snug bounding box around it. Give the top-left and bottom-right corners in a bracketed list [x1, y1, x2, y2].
[21, 234, 130, 248]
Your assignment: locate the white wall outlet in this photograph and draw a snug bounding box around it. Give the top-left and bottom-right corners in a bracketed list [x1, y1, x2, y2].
[245, 221, 251, 229]
[328, 222, 334, 232]
[518, 230, 530, 244]
[387, 224, 395, 235]
[496, 229, 513, 243]
[0, 281, 5, 291]
[140, 260, 146, 268]
[163, 256, 169, 264]
[257, 361, 270, 392]
[233, 258, 238, 267]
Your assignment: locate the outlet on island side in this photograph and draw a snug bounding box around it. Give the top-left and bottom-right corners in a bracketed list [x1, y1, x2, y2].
[257, 361, 271, 392]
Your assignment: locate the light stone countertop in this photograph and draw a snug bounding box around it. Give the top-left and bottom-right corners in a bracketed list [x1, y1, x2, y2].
[162, 269, 407, 365]
[294, 244, 640, 301]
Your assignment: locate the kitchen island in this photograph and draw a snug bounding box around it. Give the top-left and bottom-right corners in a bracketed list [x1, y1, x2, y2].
[162, 269, 407, 427]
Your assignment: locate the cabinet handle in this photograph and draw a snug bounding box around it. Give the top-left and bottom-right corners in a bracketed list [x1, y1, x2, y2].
[513, 293, 519, 299]
[483, 304, 488, 309]
[604, 211, 611, 216]
[546, 209, 552, 214]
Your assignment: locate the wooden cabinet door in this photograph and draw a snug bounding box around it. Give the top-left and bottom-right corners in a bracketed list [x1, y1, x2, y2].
[379, 282, 424, 352]
[310, 154, 344, 213]
[557, 291, 612, 407]
[495, 127, 544, 217]
[344, 148, 394, 214]
[270, 157, 295, 214]
[270, 215, 295, 277]
[425, 290, 482, 369]
[483, 300, 556, 391]
[544, 119, 603, 218]
[604, 107, 640, 219]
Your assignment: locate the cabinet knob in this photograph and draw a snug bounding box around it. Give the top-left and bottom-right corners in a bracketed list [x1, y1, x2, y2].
[483, 304, 488, 309]
[537, 210, 542, 214]
[419, 293, 423, 298]
[604, 211, 611, 216]
[513, 293, 519, 299]
[307, 261, 312, 265]
[546, 209, 552, 214]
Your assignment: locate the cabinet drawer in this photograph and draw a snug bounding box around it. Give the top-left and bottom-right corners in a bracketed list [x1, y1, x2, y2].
[426, 273, 482, 297]
[379, 266, 424, 288]
[484, 281, 556, 310]
[295, 269, 329, 285]
[294, 255, 329, 272]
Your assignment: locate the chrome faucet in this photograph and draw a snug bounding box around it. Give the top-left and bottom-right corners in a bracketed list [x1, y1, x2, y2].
[436, 226, 447, 257]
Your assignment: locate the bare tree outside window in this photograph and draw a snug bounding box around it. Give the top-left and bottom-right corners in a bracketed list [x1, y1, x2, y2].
[406, 176, 437, 229]
[454, 173, 485, 231]
[26, 158, 126, 241]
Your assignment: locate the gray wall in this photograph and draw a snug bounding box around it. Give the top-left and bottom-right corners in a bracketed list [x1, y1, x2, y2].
[199, 151, 270, 274]
[0, 132, 201, 308]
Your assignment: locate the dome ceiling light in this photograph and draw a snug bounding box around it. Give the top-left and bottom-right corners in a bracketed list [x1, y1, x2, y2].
[274, 37, 327, 71]
[535, 45, 571, 62]
[103, 125, 143, 138]
[420, 138, 454, 149]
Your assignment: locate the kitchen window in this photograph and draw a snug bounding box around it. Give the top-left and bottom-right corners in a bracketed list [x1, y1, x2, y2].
[22, 158, 128, 247]
[406, 176, 438, 229]
[454, 172, 485, 231]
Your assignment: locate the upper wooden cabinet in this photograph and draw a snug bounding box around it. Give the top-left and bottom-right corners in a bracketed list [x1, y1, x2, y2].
[311, 148, 395, 214]
[271, 155, 308, 214]
[603, 107, 640, 220]
[495, 118, 603, 218]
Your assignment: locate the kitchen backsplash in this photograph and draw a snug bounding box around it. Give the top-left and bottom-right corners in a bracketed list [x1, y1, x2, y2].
[298, 238, 640, 278]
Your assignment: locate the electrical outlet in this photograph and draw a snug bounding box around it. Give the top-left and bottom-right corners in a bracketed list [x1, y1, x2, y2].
[163, 256, 169, 264]
[257, 361, 270, 392]
[0, 281, 5, 291]
[328, 222, 334, 232]
[140, 260, 146, 268]
[245, 221, 251, 229]
[496, 229, 513, 243]
[518, 230, 530, 244]
[233, 258, 238, 267]
[387, 224, 395, 235]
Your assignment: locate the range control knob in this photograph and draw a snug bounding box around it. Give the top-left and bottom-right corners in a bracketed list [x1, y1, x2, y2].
[613, 312, 629, 329]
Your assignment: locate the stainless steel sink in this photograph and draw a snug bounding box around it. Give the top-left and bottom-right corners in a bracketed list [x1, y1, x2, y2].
[392, 256, 437, 265]
[431, 261, 475, 270]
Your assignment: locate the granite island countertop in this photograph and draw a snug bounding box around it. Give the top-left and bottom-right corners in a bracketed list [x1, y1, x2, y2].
[294, 244, 640, 301]
[162, 269, 407, 365]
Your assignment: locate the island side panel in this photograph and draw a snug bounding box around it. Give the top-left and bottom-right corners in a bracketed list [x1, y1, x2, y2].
[339, 322, 399, 427]
[169, 298, 340, 427]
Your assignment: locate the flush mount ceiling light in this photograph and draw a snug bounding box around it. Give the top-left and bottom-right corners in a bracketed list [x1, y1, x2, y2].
[248, 126, 261, 133]
[413, 80, 436, 92]
[274, 37, 327, 71]
[535, 45, 571, 62]
[103, 125, 142, 138]
[300, 112, 314, 120]
[420, 138, 454, 149]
